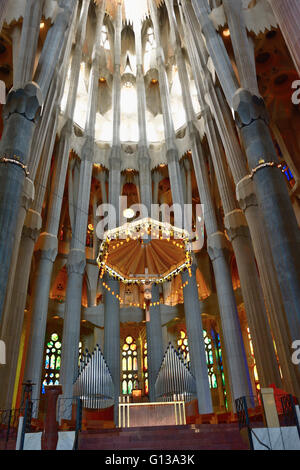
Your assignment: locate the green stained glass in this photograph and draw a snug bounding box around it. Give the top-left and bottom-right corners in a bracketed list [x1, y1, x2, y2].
[51, 333, 59, 342]
[122, 380, 127, 394]
[212, 374, 217, 389]
[50, 354, 55, 369]
[56, 356, 61, 370]
[128, 380, 133, 394]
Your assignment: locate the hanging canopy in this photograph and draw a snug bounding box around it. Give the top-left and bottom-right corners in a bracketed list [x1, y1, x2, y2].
[97, 218, 192, 285]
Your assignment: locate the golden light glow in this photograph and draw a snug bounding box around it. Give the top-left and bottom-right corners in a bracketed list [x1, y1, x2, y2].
[40, 22, 45, 29]
[123, 208, 135, 219]
[223, 28, 230, 38]
[99, 77, 106, 83]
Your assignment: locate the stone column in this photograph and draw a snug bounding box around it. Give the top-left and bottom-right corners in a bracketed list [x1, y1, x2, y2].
[60, 250, 86, 401]
[237, 176, 300, 396]
[152, 170, 161, 205]
[233, 89, 300, 344]
[205, 113, 281, 388]
[178, 2, 253, 402]
[204, 84, 300, 394]
[134, 20, 152, 213]
[0, 0, 76, 320]
[146, 284, 164, 402]
[0, 15, 75, 405]
[0, 83, 42, 321]
[23, 0, 90, 402]
[0, 111, 58, 410]
[267, 0, 300, 76]
[189, 0, 300, 345]
[60, 1, 106, 407]
[103, 275, 120, 405]
[108, 3, 122, 226]
[182, 265, 213, 413]
[222, 0, 260, 96]
[14, 0, 44, 89]
[149, 0, 184, 211]
[104, 3, 121, 417]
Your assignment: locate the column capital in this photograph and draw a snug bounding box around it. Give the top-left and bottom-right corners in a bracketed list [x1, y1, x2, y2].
[232, 88, 269, 129]
[224, 209, 250, 242]
[3, 82, 43, 123]
[207, 231, 231, 261]
[67, 248, 86, 275]
[236, 175, 258, 211]
[35, 232, 58, 262]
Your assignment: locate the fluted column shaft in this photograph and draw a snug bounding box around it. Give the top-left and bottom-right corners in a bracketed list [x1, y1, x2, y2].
[104, 4, 121, 419]
[61, 1, 106, 405]
[0, 111, 58, 410]
[189, 0, 300, 344]
[134, 22, 152, 213]
[108, 4, 122, 226]
[194, 135, 253, 402]
[149, 0, 184, 211]
[0, 0, 77, 320]
[222, 0, 259, 95]
[205, 113, 281, 388]
[23, 1, 89, 403]
[14, 0, 44, 89]
[146, 284, 164, 402]
[182, 266, 213, 413]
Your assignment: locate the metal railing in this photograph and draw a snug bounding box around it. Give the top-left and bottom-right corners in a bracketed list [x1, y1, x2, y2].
[280, 394, 300, 438]
[235, 395, 267, 451]
[0, 397, 42, 450]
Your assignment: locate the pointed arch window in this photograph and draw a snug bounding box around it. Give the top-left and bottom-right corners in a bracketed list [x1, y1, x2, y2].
[42, 333, 61, 393]
[144, 27, 156, 71]
[143, 342, 148, 395]
[122, 336, 138, 395]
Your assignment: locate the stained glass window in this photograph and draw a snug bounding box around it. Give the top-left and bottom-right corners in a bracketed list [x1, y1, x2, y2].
[43, 335, 83, 394]
[203, 330, 217, 390]
[143, 342, 148, 395]
[177, 330, 218, 390]
[42, 333, 61, 394]
[122, 336, 139, 395]
[212, 330, 228, 410]
[177, 330, 190, 364]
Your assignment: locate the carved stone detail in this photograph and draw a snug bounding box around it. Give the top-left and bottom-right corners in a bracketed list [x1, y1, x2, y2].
[232, 88, 269, 129]
[3, 82, 42, 122]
